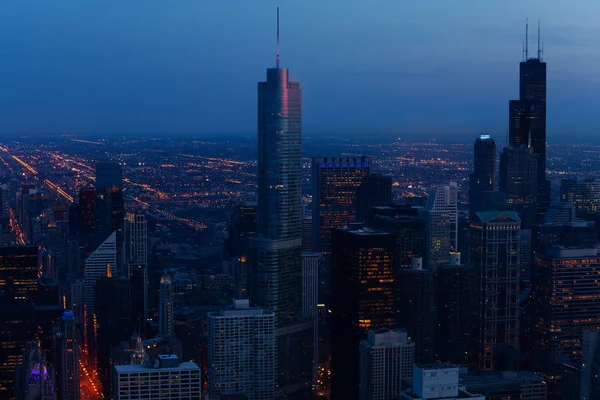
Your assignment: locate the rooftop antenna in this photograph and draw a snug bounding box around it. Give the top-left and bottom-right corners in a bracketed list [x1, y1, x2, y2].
[541, 41, 544, 61]
[525, 18, 529, 60]
[276, 7, 280, 68]
[537, 19, 541, 60]
[522, 42, 525, 62]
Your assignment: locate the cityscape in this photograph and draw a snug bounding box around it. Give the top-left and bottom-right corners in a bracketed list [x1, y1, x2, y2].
[1, 3, 600, 400]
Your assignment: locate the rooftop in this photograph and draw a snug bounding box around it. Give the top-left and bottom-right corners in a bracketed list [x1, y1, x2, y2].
[473, 211, 520, 223]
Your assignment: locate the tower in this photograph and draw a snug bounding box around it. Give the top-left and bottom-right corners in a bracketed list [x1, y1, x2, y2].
[311, 156, 371, 252]
[248, 8, 312, 395]
[471, 211, 521, 370]
[469, 135, 496, 215]
[15, 341, 57, 400]
[126, 212, 148, 333]
[159, 271, 174, 339]
[354, 173, 393, 224]
[54, 311, 80, 400]
[509, 19, 549, 220]
[499, 145, 538, 228]
[207, 300, 276, 400]
[330, 225, 396, 400]
[421, 182, 458, 267]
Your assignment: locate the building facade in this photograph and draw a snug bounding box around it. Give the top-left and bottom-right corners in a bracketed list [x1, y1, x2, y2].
[469, 135, 496, 215]
[421, 182, 458, 267]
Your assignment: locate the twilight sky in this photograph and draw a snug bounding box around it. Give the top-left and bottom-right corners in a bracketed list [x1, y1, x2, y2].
[1, 0, 600, 139]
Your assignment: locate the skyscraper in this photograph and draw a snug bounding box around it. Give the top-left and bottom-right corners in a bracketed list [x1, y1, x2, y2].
[159, 271, 174, 339]
[0, 244, 39, 301]
[581, 330, 600, 400]
[311, 156, 371, 252]
[396, 258, 437, 364]
[15, 341, 57, 400]
[359, 329, 414, 400]
[248, 9, 312, 395]
[53, 311, 80, 400]
[421, 182, 458, 267]
[471, 211, 521, 370]
[126, 212, 147, 266]
[207, 299, 275, 400]
[499, 146, 538, 228]
[126, 213, 148, 333]
[95, 160, 123, 193]
[509, 21, 549, 219]
[354, 173, 392, 224]
[302, 252, 321, 385]
[560, 178, 600, 218]
[469, 135, 496, 215]
[330, 225, 395, 400]
[84, 231, 116, 317]
[436, 253, 475, 366]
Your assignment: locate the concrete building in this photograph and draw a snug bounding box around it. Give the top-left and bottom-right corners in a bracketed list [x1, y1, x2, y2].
[84, 231, 117, 316]
[401, 364, 484, 400]
[460, 370, 547, 400]
[421, 182, 458, 267]
[158, 271, 174, 339]
[207, 300, 275, 400]
[112, 355, 200, 400]
[359, 328, 414, 400]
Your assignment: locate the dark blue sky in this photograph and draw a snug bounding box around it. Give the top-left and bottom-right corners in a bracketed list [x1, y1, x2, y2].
[1, 0, 599, 139]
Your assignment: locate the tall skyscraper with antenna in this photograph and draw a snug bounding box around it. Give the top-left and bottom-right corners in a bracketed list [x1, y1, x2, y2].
[248, 8, 312, 397]
[508, 19, 549, 221]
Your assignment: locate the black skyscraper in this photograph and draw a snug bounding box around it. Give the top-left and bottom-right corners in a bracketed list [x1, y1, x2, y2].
[354, 173, 393, 224]
[508, 21, 549, 219]
[469, 135, 496, 215]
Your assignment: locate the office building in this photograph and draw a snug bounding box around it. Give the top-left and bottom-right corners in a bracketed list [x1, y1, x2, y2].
[560, 178, 600, 218]
[84, 231, 116, 316]
[78, 188, 96, 236]
[469, 135, 496, 215]
[0, 244, 39, 301]
[520, 228, 533, 281]
[581, 330, 600, 400]
[500, 145, 539, 227]
[302, 252, 321, 385]
[436, 253, 475, 365]
[401, 364, 485, 400]
[159, 271, 174, 339]
[311, 156, 371, 252]
[369, 205, 426, 270]
[95, 160, 123, 193]
[331, 225, 395, 400]
[126, 212, 147, 266]
[228, 202, 257, 257]
[129, 263, 148, 335]
[509, 28, 549, 219]
[248, 14, 312, 395]
[354, 173, 392, 224]
[112, 355, 200, 400]
[460, 370, 547, 400]
[541, 202, 576, 224]
[396, 258, 437, 364]
[420, 182, 458, 267]
[359, 328, 414, 400]
[15, 341, 57, 400]
[207, 300, 275, 400]
[471, 211, 521, 370]
[53, 311, 80, 400]
[530, 247, 600, 366]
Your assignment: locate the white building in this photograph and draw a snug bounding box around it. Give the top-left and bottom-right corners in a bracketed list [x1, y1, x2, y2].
[421, 182, 458, 267]
[158, 271, 174, 339]
[112, 355, 200, 400]
[84, 231, 116, 316]
[207, 299, 275, 400]
[359, 328, 415, 400]
[401, 364, 484, 400]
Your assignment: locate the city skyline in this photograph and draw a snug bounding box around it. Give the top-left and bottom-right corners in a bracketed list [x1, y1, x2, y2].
[1, 1, 600, 139]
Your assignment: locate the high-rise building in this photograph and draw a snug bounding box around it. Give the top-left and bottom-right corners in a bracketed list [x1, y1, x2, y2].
[129, 263, 148, 335]
[560, 178, 600, 218]
[53, 311, 80, 400]
[126, 212, 147, 265]
[84, 231, 116, 317]
[396, 258, 437, 365]
[471, 211, 521, 370]
[469, 135, 496, 215]
[0, 244, 39, 301]
[112, 355, 200, 400]
[95, 160, 123, 193]
[311, 156, 371, 252]
[354, 173, 392, 224]
[207, 299, 275, 400]
[436, 253, 475, 365]
[302, 252, 321, 385]
[460, 370, 547, 400]
[500, 146, 538, 228]
[228, 202, 257, 257]
[530, 247, 600, 366]
[248, 11, 312, 395]
[421, 182, 458, 267]
[15, 341, 57, 400]
[369, 205, 426, 270]
[359, 328, 415, 400]
[78, 188, 96, 236]
[331, 225, 395, 400]
[508, 24, 549, 220]
[581, 330, 600, 400]
[159, 271, 174, 339]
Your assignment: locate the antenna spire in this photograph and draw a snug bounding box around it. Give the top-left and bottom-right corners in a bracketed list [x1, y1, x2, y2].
[525, 18, 529, 60]
[537, 19, 541, 60]
[276, 7, 280, 68]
